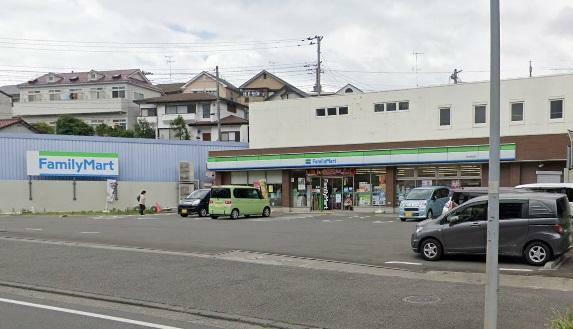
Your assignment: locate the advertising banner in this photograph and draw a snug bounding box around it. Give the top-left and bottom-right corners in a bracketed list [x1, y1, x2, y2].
[106, 179, 118, 202]
[27, 151, 119, 177]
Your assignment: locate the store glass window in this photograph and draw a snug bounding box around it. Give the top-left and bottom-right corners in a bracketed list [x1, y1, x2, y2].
[374, 103, 385, 112]
[354, 168, 372, 207]
[398, 101, 409, 111]
[460, 165, 481, 177]
[386, 102, 397, 111]
[439, 107, 451, 126]
[511, 102, 524, 122]
[550, 99, 563, 120]
[371, 168, 387, 206]
[338, 106, 349, 115]
[438, 166, 459, 177]
[316, 108, 325, 116]
[291, 171, 309, 208]
[327, 107, 337, 116]
[418, 167, 437, 178]
[474, 105, 486, 124]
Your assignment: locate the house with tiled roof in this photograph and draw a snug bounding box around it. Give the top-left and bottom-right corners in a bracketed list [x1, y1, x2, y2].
[13, 69, 162, 129]
[240, 70, 308, 103]
[0, 90, 13, 119]
[0, 117, 38, 134]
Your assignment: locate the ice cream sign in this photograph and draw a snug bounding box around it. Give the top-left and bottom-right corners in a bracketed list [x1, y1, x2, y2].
[27, 151, 119, 177]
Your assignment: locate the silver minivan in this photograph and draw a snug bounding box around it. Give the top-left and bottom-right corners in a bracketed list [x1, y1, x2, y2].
[399, 186, 450, 221]
[411, 192, 572, 265]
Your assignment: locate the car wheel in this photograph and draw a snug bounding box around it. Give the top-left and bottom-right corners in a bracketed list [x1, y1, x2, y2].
[199, 208, 208, 217]
[426, 210, 433, 219]
[230, 209, 240, 220]
[420, 238, 442, 261]
[179, 213, 188, 218]
[210, 215, 219, 219]
[524, 241, 551, 266]
[262, 206, 271, 217]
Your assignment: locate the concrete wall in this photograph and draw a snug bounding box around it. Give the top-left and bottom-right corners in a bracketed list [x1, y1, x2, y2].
[0, 179, 179, 213]
[0, 93, 12, 119]
[249, 73, 573, 149]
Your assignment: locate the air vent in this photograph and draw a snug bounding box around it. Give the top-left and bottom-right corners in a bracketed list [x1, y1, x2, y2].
[112, 74, 121, 79]
[69, 76, 79, 81]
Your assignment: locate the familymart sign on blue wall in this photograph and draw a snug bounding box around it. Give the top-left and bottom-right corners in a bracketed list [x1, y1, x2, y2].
[207, 144, 517, 171]
[27, 151, 119, 177]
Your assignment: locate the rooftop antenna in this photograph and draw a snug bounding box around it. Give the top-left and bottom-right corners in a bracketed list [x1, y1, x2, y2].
[165, 55, 175, 82]
[412, 51, 423, 87]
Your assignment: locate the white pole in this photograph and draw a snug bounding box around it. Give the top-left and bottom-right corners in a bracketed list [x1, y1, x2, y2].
[484, 0, 500, 328]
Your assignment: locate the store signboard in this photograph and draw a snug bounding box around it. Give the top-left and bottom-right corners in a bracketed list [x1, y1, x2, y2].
[207, 144, 517, 171]
[27, 151, 119, 177]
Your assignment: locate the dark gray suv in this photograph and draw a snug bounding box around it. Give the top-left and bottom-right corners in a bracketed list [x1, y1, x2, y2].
[411, 192, 572, 266]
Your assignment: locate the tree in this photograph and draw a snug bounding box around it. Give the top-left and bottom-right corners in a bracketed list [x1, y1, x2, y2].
[95, 123, 114, 137]
[56, 115, 94, 136]
[32, 122, 55, 134]
[95, 123, 137, 138]
[169, 115, 190, 140]
[134, 119, 156, 139]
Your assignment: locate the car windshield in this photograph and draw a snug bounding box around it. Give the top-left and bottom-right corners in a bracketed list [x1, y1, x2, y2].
[406, 189, 433, 200]
[186, 189, 209, 199]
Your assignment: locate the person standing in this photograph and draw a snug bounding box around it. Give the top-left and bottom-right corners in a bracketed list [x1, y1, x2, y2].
[137, 190, 147, 215]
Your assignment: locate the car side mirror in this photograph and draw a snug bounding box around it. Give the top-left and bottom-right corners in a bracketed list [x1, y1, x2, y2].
[431, 195, 437, 201]
[448, 215, 460, 225]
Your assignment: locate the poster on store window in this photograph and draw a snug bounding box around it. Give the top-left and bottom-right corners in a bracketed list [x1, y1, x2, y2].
[298, 178, 306, 191]
[258, 179, 269, 199]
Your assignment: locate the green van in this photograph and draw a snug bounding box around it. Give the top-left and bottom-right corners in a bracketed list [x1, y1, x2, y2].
[209, 185, 271, 219]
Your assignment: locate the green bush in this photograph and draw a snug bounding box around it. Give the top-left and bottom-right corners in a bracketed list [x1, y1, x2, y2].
[551, 311, 573, 329]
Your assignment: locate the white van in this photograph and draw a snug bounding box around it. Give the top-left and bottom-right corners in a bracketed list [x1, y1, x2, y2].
[515, 183, 573, 209]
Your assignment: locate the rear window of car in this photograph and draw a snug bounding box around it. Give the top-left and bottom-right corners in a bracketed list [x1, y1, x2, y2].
[528, 200, 556, 218]
[211, 188, 231, 199]
[499, 202, 526, 220]
[556, 196, 570, 220]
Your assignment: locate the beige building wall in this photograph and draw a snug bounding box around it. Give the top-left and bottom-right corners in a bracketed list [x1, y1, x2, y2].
[0, 124, 36, 134]
[243, 75, 285, 90]
[0, 93, 12, 119]
[0, 180, 179, 213]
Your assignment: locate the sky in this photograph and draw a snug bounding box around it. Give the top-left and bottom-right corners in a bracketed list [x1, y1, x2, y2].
[1, 0, 573, 92]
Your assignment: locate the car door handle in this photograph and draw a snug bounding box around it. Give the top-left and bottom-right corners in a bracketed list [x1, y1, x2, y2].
[470, 222, 481, 227]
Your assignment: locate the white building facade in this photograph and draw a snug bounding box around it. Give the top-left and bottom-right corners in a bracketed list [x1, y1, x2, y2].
[13, 69, 161, 129]
[208, 74, 573, 211]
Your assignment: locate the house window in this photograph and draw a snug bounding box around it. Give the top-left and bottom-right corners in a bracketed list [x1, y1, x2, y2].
[221, 131, 241, 142]
[374, 103, 385, 112]
[327, 107, 337, 116]
[338, 106, 348, 115]
[48, 90, 61, 101]
[316, 108, 325, 116]
[550, 99, 563, 119]
[228, 103, 237, 113]
[439, 107, 451, 126]
[134, 92, 145, 100]
[111, 86, 126, 98]
[187, 104, 196, 114]
[27, 91, 41, 102]
[165, 106, 177, 114]
[141, 108, 157, 117]
[202, 103, 211, 118]
[474, 105, 486, 124]
[90, 72, 98, 81]
[112, 119, 127, 130]
[90, 87, 105, 99]
[176, 105, 189, 114]
[69, 88, 83, 100]
[399, 101, 409, 111]
[386, 102, 397, 111]
[511, 102, 524, 122]
[90, 119, 105, 127]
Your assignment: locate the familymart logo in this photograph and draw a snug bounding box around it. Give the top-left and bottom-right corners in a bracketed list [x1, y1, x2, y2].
[27, 151, 119, 177]
[305, 158, 337, 166]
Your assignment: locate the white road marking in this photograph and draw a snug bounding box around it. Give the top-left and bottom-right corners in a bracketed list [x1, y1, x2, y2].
[385, 261, 423, 266]
[321, 219, 344, 222]
[0, 297, 182, 329]
[137, 217, 160, 220]
[373, 220, 395, 224]
[499, 268, 533, 272]
[24, 228, 42, 231]
[79, 232, 100, 234]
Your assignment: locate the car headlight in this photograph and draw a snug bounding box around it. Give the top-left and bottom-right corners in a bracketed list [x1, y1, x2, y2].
[416, 226, 423, 233]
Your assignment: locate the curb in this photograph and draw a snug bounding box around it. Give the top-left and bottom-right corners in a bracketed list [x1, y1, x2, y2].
[0, 280, 321, 329]
[543, 254, 568, 270]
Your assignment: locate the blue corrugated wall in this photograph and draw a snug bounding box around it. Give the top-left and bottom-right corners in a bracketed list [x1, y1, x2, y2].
[0, 134, 247, 182]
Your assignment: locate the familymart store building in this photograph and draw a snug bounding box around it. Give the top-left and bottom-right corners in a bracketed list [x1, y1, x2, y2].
[208, 135, 569, 212]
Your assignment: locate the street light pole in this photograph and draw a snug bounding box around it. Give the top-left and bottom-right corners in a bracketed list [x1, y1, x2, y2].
[484, 0, 500, 328]
[215, 65, 221, 141]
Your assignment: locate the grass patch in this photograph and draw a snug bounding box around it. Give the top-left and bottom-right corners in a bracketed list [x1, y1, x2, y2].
[551, 311, 573, 329]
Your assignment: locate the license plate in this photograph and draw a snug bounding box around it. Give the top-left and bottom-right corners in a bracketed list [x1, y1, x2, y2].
[405, 211, 412, 217]
[181, 209, 188, 215]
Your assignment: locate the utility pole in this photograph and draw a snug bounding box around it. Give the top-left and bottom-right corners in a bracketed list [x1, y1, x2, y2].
[529, 60, 533, 77]
[484, 0, 500, 328]
[165, 55, 175, 82]
[215, 65, 221, 141]
[412, 51, 423, 87]
[307, 35, 323, 95]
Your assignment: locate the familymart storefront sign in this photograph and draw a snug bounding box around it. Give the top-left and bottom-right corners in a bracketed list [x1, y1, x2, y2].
[27, 151, 119, 177]
[207, 144, 517, 171]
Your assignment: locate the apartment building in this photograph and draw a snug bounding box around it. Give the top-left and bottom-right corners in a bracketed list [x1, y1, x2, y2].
[208, 73, 573, 210]
[13, 69, 162, 129]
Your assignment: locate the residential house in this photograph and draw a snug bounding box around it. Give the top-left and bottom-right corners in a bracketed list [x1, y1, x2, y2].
[0, 117, 38, 134]
[0, 90, 13, 119]
[13, 69, 162, 129]
[240, 70, 308, 103]
[155, 82, 185, 95]
[0, 85, 20, 102]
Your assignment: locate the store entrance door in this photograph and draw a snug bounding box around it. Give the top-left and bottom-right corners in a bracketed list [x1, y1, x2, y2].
[310, 176, 354, 211]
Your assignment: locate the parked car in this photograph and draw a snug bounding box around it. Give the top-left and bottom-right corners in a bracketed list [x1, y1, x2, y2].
[178, 189, 210, 217]
[399, 186, 450, 221]
[208, 185, 271, 220]
[411, 192, 573, 266]
[516, 183, 573, 209]
[442, 187, 521, 214]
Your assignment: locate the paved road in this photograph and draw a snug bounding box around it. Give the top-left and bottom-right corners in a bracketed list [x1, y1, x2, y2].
[0, 237, 571, 329]
[0, 212, 568, 277]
